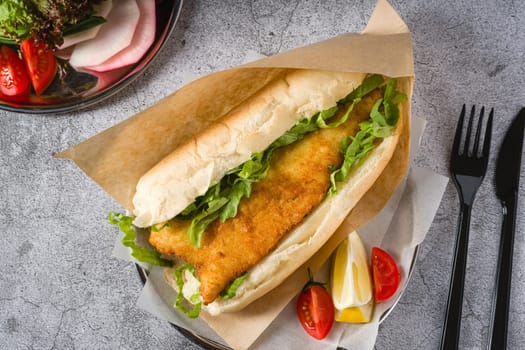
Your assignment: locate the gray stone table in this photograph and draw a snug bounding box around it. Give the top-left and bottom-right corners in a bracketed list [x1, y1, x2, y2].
[1, 1, 524, 349]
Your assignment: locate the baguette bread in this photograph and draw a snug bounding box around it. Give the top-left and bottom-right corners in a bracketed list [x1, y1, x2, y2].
[131, 69, 405, 315]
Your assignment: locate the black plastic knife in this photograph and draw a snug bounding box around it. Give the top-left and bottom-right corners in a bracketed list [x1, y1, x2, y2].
[489, 108, 525, 350]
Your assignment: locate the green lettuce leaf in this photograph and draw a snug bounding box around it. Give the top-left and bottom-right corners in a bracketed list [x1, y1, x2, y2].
[338, 74, 385, 105]
[108, 212, 172, 267]
[150, 221, 172, 232]
[0, 0, 35, 41]
[0, 0, 103, 48]
[328, 78, 407, 195]
[220, 272, 248, 300]
[173, 264, 202, 318]
[172, 266, 248, 317]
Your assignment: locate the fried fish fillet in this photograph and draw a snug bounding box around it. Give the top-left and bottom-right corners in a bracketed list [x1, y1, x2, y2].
[149, 91, 381, 304]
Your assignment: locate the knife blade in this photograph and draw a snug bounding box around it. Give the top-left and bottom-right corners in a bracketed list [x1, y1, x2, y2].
[489, 107, 525, 350]
[495, 108, 525, 200]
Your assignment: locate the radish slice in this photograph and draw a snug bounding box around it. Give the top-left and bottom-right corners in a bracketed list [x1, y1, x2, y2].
[69, 0, 140, 68]
[86, 0, 156, 72]
[59, 0, 113, 49]
[84, 66, 131, 90]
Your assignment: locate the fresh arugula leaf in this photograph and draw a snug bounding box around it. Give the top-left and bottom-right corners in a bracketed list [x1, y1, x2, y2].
[173, 264, 202, 318]
[108, 212, 172, 267]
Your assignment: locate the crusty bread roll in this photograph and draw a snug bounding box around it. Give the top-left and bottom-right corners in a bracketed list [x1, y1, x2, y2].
[131, 69, 404, 315]
[132, 69, 366, 227]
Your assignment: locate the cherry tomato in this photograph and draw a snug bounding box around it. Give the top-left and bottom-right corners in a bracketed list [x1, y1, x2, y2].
[0, 88, 30, 105]
[0, 45, 30, 97]
[20, 39, 57, 96]
[371, 247, 401, 303]
[296, 272, 335, 340]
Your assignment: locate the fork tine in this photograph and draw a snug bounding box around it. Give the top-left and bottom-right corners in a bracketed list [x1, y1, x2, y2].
[464, 105, 476, 155]
[453, 104, 466, 154]
[473, 106, 485, 157]
[483, 108, 494, 157]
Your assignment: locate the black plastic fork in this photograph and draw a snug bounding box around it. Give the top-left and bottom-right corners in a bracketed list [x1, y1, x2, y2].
[440, 105, 493, 350]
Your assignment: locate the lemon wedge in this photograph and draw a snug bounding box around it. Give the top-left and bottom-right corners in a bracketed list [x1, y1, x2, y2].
[335, 301, 374, 323]
[331, 231, 373, 310]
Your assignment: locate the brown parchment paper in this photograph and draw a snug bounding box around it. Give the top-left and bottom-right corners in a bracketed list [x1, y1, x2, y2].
[56, 0, 414, 348]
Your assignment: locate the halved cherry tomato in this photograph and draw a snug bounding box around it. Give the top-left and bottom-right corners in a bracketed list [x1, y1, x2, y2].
[371, 247, 401, 303]
[296, 271, 335, 340]
[20, 39, 57, 96]
[0, 88, 30, 105]
[0, 45, 30, 97]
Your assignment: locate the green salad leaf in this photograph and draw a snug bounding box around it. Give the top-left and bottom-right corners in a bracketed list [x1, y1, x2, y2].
[220, 272, 248, 300]
[0, 1, 35, 41]
[173, 264, 202, 318]
[0, 0, 104, 48]
[338, 74, 385, 105]
[108, 212, 172, 267]
[328, 78, 407, 195]
[178, 74, 397, 247]
[172, 265, 248, 317]
[150, 221, 172, 232]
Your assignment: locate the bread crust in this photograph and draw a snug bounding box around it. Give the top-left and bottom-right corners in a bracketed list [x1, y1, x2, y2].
[132, 70, 366, 227]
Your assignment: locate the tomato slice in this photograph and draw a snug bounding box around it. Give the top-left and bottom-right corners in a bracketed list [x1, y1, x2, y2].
[20, 39, 57, 96]
[0, 88, 30, 105]
[0, 45, 30, 97]
[296, 276, 335, 340]
[371, 247, 401, 303]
